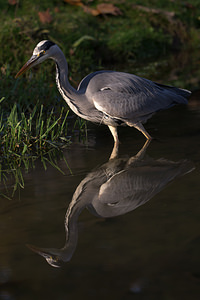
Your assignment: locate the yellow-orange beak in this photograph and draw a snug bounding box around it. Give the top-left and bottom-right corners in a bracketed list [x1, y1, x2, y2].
[15, 55, 38, 78]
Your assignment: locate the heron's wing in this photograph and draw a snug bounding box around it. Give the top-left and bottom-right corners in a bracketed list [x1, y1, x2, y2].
[96, 160, 193, 217]
[82, 71, 189, 122]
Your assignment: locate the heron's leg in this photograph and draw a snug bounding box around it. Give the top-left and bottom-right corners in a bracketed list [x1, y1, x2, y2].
[135, 139, 151, 158]
[108, 125, 119, 145]
[108, 125, 119, 160]
[127, 139, 151, 165]
[128, 122, 152, 140]
[109, 143, 119, 160]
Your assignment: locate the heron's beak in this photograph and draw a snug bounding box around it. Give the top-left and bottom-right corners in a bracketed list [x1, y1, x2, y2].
[15, 55, 39, 78]
[26, 244, 63, 268]
[27, 243, 54, 257]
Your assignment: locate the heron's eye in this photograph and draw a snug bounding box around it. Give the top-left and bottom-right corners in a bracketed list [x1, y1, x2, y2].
[37, 50, 45, 57]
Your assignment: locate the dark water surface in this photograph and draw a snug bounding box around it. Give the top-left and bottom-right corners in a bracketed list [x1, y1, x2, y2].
[1, 68, 200, 299]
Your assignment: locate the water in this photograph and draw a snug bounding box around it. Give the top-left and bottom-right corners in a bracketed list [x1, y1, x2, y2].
[1, 68, 200, 299]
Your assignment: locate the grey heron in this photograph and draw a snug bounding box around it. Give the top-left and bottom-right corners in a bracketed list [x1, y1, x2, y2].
[16, 40, 191, 145]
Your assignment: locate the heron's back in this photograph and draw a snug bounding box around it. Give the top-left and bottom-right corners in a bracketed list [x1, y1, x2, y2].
[77, 70, 190, 125]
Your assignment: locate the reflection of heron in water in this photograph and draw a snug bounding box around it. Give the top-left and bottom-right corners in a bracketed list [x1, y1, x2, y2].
[27, 141, 194, 267]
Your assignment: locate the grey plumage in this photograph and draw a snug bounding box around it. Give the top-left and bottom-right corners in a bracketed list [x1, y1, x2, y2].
[78, 71, 189, 123]
[16, 40, 191, 144]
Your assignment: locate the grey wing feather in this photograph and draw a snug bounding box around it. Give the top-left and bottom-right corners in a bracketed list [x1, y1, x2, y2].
[97, 160, 192, 216]
[82, 71, 190, 123]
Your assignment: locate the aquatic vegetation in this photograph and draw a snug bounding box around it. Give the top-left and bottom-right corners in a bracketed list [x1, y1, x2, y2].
[0, 148, 72, 200]
[0, 96, 86, 199]
[0, 102, 71, 158]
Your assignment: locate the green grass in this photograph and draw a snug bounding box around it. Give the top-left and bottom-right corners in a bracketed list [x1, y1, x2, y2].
[0, 95, 77, 199]
[0, 102, 70, 157]
[1, 0, 200, 77]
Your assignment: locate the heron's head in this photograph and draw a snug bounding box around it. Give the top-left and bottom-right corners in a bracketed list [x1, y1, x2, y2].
[27, 244, 65, 268]
[15, 40, 57, 78]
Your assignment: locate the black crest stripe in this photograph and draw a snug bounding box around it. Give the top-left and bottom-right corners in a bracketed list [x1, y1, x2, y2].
[39, 40, 55, 51]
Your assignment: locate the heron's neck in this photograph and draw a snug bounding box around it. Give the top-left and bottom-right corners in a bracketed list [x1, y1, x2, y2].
[61, 204, 80, 261]
[52, 50, 83, 116]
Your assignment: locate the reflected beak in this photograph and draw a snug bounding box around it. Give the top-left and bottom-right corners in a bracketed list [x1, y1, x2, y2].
[26, 244, 63, 268]
[15, 55, 39, 78]
[27, 243, 53, 257]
